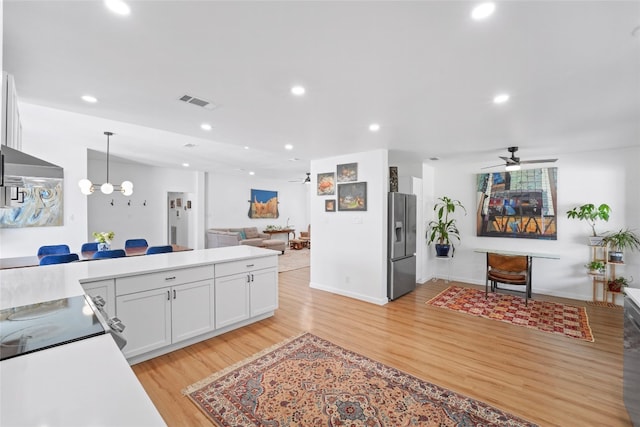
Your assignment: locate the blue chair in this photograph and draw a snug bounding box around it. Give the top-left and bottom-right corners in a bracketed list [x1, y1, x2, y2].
[37, 244, 70, 256]
[125, 239, 148, 249]
[81, 242, 99, 252]
[92, 249, 127, 259]
[40, 253, 80, 265]
[146, 245, 173, 255]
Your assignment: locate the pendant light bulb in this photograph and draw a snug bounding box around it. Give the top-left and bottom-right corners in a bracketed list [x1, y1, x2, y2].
[78, 179, 94, 195]
[121, 181, 134, 196]
[101, 182, 114, 194]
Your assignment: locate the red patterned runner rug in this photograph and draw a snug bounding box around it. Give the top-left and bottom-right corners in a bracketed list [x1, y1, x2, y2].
[183, 332, 537, 426]
[427, 285, 594, 342]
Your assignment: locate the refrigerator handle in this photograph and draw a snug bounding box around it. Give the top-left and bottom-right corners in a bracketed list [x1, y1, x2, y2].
[395, 221, 404, 242]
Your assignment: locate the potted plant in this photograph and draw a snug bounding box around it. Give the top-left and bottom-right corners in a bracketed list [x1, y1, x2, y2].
[608, 276, 633, 293]
[603, 228, 640, 263]
[586, 261, 606, 275]
[566, 203, 611, 245]
[427, 196, 467, 257]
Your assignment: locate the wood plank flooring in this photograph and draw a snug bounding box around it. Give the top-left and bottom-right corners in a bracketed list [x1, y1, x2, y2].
[132, 267, 631, 426]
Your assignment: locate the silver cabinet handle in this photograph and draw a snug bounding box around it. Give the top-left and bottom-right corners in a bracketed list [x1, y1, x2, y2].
[251, 274, 254, 282]
[246, 264, 254, 268]
[173, 289, 177, 299]
[165, 276, 176, 281]
[167, 290, 170, 300]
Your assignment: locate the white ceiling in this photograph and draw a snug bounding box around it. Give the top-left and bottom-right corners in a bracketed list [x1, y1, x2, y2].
[3, 1, 640, 180]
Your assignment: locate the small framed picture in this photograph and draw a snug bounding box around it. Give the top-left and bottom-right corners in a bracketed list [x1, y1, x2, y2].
[170, 200, 175, 209]
[337, 163, 357, 182]
[338, 182, 367, 211]
[317, 172, 335, 195]
[186, 200, 192, 209]
[176, 198, 182, 208]
[325, 199, 336, 212]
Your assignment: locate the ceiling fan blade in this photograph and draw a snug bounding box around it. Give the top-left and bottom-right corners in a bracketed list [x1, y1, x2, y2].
[518, 158, 558, 164]
[481, 163, 505, 169]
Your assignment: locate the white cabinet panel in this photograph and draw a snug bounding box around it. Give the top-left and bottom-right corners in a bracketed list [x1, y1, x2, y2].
[172, 280, 215, 342]
[116, 288, 172, 358]
[215, 274, 250, 329]
[250, 268, 278, 317]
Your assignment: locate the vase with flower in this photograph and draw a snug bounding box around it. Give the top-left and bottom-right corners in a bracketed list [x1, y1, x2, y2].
[93, 231, 115, 251]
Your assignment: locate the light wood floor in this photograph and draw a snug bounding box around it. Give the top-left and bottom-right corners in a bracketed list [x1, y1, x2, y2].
[132, 267, 631, 426]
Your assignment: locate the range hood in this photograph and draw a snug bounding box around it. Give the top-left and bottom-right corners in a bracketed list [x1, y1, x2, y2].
[1, 145, 64, 187]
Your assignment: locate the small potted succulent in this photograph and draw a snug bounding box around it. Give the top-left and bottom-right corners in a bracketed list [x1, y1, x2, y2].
[603, 228, 640, 263]
[586, 260, 606, 275]
[608, 276, 633, 293]
[566, 203, 611, 245]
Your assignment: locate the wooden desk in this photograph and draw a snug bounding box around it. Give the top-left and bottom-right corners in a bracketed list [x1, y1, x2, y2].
[262, 229, 295, 242]
[0, 245, 192, 270]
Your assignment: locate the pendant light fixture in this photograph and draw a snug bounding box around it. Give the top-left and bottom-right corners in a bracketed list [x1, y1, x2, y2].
[78, 131, 133, 196]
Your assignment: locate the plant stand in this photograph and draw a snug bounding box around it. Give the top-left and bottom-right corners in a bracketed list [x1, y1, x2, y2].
[432, 255, 453, 283]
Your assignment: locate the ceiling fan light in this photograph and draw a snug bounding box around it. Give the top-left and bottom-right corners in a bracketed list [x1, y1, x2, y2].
[505, 164, 521, 172]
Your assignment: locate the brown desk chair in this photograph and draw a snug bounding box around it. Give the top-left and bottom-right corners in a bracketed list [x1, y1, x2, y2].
[485, 253, 531, 305]
[299, 224, 310, 249]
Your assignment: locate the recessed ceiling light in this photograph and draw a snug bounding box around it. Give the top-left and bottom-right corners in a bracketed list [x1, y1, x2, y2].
[471, 2, 496, 20]
[291, 86, 306, 96]
[184, 143, 197, 148]
[244, 146, 250, 150]
[369, 123, 381, 132]
[284, 144, 294, 150]
[493, 93, 510, 104]
[200, 123, 212, 131]
[249, 171, 255, 176]
[182, 163, 190, 168]
[81, 95, 97, 103]
[104, 0, 131, 15]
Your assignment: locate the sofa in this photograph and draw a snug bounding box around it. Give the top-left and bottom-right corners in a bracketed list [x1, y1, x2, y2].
[206, 227, 285, 254]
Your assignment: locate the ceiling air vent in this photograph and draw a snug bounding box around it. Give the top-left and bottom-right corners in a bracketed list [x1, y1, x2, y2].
[179, 94, 216, 110]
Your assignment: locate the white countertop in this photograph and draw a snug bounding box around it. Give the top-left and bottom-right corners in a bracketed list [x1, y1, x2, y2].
[0, 245, 276, 309]
[626, 288, 640, 307]
[0, 335, 165, 427]
[0, 245, 277, 426]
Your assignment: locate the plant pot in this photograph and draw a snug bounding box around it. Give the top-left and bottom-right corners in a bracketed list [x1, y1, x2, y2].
[588, 236, 605, 246]
[97, 242, 110, 251]
[609, 251, 623, 263]
[608, 281, 623, 293]
[435, 244, 450, 257]
[588, 269, 604, 275]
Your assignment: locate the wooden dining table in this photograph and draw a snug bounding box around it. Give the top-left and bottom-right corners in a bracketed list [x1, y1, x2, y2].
[0, 245, 192, 270]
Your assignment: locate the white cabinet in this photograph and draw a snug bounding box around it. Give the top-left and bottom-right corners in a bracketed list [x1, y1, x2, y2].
[81, 278, 115, 313]
[214, 257, 278, 329]
[115, 266, 215, 359]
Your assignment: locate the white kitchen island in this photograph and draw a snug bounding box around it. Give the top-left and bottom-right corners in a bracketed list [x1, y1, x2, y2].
[0, 246, 279, 427]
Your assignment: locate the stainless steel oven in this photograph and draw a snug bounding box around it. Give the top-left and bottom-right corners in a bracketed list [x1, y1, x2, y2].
[624, 296, 640, 425]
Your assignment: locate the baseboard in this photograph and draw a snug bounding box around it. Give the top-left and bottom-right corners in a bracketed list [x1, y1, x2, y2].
[309, 281, 388, 305]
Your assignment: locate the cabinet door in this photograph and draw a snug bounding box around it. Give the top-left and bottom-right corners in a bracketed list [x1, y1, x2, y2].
[250, 268, 278, 317]
[116, 288, 172, 358]
[215, 274, 250, 329]
[172, 280, 215, 342]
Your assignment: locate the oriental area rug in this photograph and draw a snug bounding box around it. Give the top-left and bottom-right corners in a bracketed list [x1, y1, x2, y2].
[427, 286, 594, 342]
[183, 332, 537, 427]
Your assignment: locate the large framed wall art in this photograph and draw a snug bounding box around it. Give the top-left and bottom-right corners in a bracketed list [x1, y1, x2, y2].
[248, 189, 279, 219]
[0, 180, 64, 228]
[338, 182, 367, 211]
[476, 167, 558, 240]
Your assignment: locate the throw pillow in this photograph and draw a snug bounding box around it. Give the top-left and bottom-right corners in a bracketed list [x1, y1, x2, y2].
[244, 227, 259, 239]
[239, 230, 246, 240]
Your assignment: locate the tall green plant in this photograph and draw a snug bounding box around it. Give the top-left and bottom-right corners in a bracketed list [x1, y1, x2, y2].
[566, 203, 611, 237]
[427, 196, 467, 247]
[604, 229, 640, 253]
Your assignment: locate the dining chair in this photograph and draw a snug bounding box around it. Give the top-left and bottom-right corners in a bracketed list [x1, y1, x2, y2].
[81, 242, 99, 252]
[92, 249, 127, 259]
[124, 238, 148, 249]
[146, 245, 174, 255]
[39, 253, 80, 265]
[37, 244, 71, 256]
[485, 252, 531, 305]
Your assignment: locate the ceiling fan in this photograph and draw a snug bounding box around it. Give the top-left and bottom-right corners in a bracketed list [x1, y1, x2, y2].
[483, 146, 558, 170]
[288, 172, 311, 184]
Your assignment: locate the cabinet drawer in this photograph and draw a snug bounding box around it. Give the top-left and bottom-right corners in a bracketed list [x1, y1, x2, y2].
[215, 255, 277, 278]
[116, 265, 214, 296]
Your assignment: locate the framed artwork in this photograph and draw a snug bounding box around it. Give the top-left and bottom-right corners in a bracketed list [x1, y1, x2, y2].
[337, 163, 357, 182]
[186, 200, 192, 209]
[325, 199, 336, 212]
[0, 180, 64, 228]
[170, 200, 175, 209]
[338, 182, 367, 211]
[476, 167, 558, 240]
[317, 172, 335, 195]
[176, 198, 182, 208]
[249, 189, 279, 219]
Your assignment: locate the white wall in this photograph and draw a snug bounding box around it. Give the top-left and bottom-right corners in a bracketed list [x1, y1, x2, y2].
[424, 146, 640, 300]
[310, 149, 388, 305]
[205, 171, 309, 240]
[0, 104, 204, 257]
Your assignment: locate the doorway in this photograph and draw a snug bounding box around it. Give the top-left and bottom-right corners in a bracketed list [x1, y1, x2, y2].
[167, 192, 190, 246]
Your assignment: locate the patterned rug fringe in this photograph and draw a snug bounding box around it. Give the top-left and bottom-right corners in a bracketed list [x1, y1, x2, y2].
[181, 331, 307, 395]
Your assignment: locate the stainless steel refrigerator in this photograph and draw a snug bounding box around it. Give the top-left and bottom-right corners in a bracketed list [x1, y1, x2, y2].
[388, 192, 417, 300]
